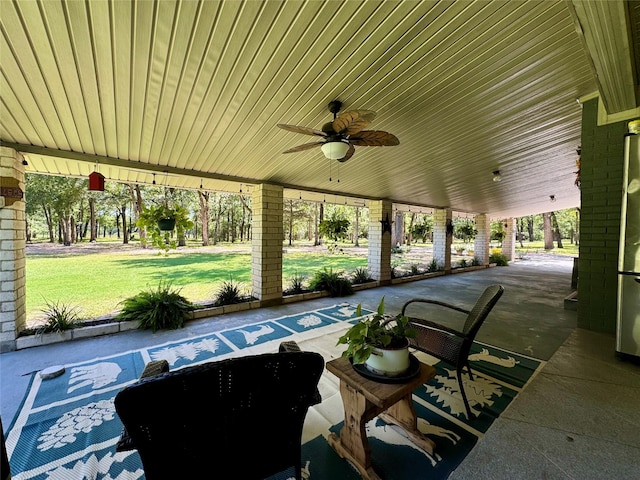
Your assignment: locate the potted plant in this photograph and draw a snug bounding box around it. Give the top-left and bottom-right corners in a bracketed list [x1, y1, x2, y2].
[137, 204, 194, 252]
[336, 297, 416, 377]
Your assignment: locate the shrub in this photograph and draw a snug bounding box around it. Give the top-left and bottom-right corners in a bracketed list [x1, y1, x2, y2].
[284, 272, 307, 295]
[35, 300, 81, 334]
[471, 256, 482, 266]
[117, 281, 195, 332]
[213, 278, 248, 306]
[489, 252, 509, 266]
[458, 258, 468, 268]
[427, 259, 440, 273]
[308, 268, 354, 297]
[352, 267, 374, 284]
[410, 264, 421, 275]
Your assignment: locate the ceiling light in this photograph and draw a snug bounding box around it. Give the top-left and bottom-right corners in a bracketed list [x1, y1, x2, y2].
[321, 141, 350, 160]
[492, 170, 502, 182]
[550, 195, 556, 202]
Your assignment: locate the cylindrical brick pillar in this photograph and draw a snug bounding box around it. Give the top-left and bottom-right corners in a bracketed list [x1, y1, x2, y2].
[0, 147, 27, 353]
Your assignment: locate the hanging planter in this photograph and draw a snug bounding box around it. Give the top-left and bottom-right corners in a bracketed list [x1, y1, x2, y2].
[157, 218, 176, 231]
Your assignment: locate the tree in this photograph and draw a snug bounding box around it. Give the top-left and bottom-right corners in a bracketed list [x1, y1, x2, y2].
[198, 191, 210, 246]
[542, 212, 554, 250]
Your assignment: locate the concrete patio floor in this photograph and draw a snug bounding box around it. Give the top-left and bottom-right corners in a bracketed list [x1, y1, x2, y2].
[1, 254, 638, 479]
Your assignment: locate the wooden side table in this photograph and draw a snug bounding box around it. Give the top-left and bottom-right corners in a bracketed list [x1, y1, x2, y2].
[326, 356, 437, 480]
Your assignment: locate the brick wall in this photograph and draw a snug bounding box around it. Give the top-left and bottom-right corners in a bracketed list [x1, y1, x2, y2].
[578, 99, 627, 333]
[368, 200, 392, 284]
[474, 214, 490, 265]
[0, 147, 26, 352]
[251, 184, 283, 305]
[433, 208, 452, 271]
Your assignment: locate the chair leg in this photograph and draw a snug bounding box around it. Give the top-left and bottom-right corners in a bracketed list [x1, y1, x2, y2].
[457, 368, 475, 419]
[466, 362, 474, 381]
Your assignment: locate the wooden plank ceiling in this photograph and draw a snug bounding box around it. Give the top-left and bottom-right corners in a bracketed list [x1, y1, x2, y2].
[1, 0, 638, 218]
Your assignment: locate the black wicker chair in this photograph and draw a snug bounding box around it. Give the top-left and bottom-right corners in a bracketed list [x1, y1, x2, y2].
[114, 351, 325, 480]
[401, 284, 504, 419]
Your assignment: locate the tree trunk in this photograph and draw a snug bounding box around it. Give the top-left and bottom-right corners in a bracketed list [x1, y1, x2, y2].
[121, 206, 129, 244]
[354, 207, 360, 246]
[550, 211, 564, 248]
[43, 205, 55, 242]
[199, 191, 210, 246]
[89, 197, 97, 242]
[288, 200, 294, 246]
[542, 212, 554, 250]
[527, 216, 534, 243]
[392, 212, 403, 247]
[407, 212, 416, 245]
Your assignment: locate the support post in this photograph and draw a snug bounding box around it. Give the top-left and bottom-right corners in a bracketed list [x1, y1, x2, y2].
[0, 147, 26, 352]
[251, 184, 283, 306]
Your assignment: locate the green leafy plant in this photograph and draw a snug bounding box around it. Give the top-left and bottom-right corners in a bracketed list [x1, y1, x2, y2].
[410, 264, 421, 275]
[489, 252, 509, 266]
[116, 281, 195, 332]
[336, 297, 416, 364]
[458, 258, 468, 268]
[351, 267, 374, 284]
[283, 272, 308, 295]
[471, 256, 482, 266]
[213, 278, 248, 306]
[308, 268, 354, 297]
[137, 204, 194, 253]
[35, 300, 81, 334]
[427, 258, 440, 273]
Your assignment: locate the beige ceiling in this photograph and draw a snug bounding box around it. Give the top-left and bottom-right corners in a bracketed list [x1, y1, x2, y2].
[2, 0, 639, 218]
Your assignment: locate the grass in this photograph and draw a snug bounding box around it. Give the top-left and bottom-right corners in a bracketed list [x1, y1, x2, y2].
[26, 248, 366, 323]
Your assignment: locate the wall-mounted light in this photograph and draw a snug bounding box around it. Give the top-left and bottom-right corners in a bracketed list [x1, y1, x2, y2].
[321, 141, 350, 160]
[22, 159, 28, 166]
[550, 195, 556, 203]
[492, 170, 502, 182]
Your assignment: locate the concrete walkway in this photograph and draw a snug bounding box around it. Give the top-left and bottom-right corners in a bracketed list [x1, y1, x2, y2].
[2, 254, 638, 478]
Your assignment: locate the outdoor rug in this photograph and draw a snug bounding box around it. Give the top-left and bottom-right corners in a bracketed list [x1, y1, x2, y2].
[5, 304, 545, 480]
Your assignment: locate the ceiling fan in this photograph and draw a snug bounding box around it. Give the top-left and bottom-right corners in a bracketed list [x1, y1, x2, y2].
[277, 100, 399, 162]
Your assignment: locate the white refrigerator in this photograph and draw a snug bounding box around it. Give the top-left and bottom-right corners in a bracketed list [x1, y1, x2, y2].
[617, 125, 640, 361]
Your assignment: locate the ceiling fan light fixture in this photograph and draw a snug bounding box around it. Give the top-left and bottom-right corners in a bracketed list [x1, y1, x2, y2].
[321, 141, 350, 160]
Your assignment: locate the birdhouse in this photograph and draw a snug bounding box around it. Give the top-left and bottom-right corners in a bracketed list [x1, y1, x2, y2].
[88, 171, 105, 191]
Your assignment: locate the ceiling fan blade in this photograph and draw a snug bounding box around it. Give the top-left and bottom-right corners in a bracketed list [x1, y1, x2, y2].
[333, 110, 377, 135]
[282, 141, 325, 153]
[350, 130, 400, 146]
[336, 144, 355, 163]
[277, 124, 326, 137]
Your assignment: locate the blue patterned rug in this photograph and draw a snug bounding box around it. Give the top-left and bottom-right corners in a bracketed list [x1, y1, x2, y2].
[5, 304, 544, 479]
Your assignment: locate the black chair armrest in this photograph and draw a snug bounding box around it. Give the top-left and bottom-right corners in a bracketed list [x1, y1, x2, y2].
[406, 316, 467, 338]
[401, 298, 470, 316]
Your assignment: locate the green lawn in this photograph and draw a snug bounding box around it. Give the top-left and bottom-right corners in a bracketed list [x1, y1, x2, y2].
[26, 249, 366, 323]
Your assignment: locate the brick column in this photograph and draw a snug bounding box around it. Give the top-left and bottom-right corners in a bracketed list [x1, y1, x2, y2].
[251, 184, 283, 306]
[368, 200, 392, 285]
[0, 147, 26, 353]
[501, 218, 516, 261]
[433, 208, 452, 272]
[474, 214, 490, 265]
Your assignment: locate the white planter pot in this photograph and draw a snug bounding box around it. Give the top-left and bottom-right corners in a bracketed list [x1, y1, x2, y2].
[365, 345, 410, 377]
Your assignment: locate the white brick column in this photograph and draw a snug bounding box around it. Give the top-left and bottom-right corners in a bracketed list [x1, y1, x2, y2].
[501, 217, 516, 261]
[474, 214, 491, 265]
[368, 200, 392, 285]
[433, 208, 452, 272]
[0, 147, 26, 352]
[251, 184, 283, 306]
